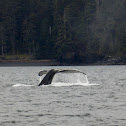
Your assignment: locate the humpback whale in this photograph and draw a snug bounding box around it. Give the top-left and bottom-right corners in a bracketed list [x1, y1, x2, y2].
[38, 69, 86, 86]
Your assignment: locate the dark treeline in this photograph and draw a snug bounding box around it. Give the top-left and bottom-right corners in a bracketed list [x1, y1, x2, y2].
[0, 0, 126, 63]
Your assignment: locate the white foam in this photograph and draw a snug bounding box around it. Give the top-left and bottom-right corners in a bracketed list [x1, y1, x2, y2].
[51, 83, 100, 87]
[12, 83, 34, 87]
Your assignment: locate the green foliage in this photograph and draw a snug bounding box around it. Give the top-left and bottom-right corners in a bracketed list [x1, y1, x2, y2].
[0, 54, 31, 60]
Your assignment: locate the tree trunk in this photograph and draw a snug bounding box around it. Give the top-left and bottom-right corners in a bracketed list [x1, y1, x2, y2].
[96, 0, 100, 16]
[2, 36, 4, 56]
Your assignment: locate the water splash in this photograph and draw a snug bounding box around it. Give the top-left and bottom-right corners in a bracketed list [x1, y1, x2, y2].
[85, 75, 89, 84]
[39, 73, 99, 86]
[51, 73, 99, 86]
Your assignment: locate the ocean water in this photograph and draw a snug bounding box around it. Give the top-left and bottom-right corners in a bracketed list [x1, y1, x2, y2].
[0, 66, 126, 126]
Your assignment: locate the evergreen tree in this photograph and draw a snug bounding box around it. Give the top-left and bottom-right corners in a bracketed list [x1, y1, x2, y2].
[0, 0, 126, 63]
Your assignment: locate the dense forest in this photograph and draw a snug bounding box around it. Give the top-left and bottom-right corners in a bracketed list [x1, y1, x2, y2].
[0, 0, 126, 63]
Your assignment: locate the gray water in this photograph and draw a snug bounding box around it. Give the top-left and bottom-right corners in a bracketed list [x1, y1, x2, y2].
[0, 66, 126, 126]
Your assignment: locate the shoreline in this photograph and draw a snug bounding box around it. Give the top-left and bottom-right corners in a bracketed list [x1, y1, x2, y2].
[0, 60, 60, 66]
[0, 59, 126, 66]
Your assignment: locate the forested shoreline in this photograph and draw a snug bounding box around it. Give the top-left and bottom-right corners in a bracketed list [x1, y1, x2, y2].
[0, 0, 126, 64]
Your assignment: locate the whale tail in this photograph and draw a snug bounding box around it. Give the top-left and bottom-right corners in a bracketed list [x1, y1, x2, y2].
[38, 69, 86, 76]
[38, 69, 86, 86]
[38, 70, 48, 76]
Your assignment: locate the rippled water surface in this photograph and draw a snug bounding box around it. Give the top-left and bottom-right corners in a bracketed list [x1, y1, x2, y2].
[0, 66, 126, 126]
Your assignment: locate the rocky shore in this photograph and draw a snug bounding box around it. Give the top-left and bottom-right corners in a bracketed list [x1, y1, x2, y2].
[95, 56, 126, 65]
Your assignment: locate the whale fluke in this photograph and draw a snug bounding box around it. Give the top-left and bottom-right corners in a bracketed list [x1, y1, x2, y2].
[38, 69, 58, 86]
[58, 70, 86, 75]
[38, 69, 86, 86]
[38, 70, 48, 76]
